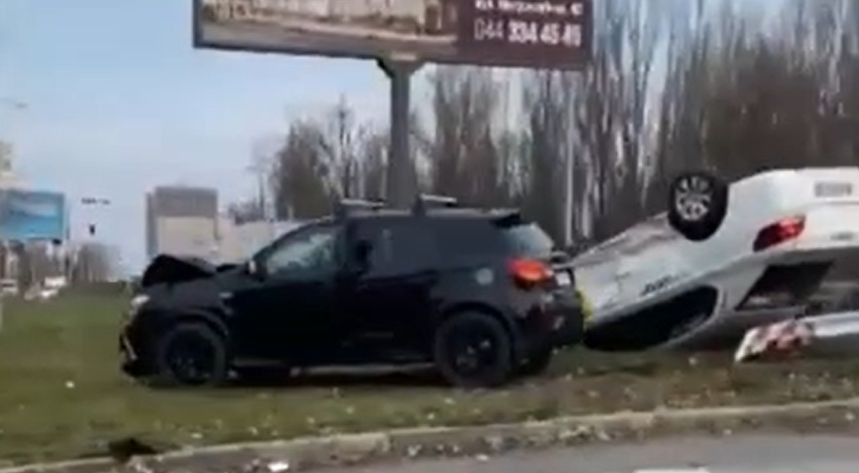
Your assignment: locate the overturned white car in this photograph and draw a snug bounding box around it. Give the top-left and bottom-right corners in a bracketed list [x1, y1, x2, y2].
[576, 167, 859, 351]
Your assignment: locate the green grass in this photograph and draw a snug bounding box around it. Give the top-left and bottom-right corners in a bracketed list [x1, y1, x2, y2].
[3, 291, 859, 464]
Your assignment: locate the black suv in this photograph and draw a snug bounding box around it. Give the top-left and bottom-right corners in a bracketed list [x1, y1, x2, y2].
[121, 196, 584, 388]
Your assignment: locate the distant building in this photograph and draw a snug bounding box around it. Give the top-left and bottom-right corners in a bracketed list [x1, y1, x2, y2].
[146, 187, 219, 261]
[218, 218, 305, 263]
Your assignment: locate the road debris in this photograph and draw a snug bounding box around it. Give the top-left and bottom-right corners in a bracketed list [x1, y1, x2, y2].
[266, 460, 290, 472]
[634, 469, 711, 473]
[595, 428, 611, 442]
[483, 435, 505, 452]
[736, 311, 859, 363]
[127, 458, 155, 473]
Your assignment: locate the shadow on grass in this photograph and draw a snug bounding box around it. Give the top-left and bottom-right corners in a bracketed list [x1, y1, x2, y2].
[226, 364, 448, 389]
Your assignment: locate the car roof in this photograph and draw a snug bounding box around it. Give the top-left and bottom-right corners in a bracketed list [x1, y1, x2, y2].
[339, 207, 521, 222]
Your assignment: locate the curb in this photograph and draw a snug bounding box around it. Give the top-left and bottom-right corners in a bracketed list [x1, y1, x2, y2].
[5, 398, 859, 473]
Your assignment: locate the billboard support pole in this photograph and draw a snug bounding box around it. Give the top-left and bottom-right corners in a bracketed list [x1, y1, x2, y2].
[378, 59, 421, 209]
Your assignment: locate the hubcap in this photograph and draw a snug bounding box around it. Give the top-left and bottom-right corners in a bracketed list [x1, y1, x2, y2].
[675, 176, 713, 222]
[449, 325, 499, 377]
[166, 333, 216, 385]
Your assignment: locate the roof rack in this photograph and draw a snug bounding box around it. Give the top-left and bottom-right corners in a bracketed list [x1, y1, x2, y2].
[412, 194, 459, 215]
[335, 198, 386, 219]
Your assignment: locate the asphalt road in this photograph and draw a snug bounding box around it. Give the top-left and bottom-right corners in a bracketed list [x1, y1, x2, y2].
[332, 434, 859, 473]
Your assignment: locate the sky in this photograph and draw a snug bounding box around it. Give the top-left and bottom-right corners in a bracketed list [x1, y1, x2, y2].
[0, 0, 433, 275]
[0, 0, 788, 276]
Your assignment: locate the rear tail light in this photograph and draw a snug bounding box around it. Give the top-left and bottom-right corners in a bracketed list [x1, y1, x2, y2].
[509, 258, 553, 289]
[753, 216, 805, 252]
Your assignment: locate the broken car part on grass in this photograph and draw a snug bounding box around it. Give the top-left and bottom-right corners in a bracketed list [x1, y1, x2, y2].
[736, 310, 859, 363]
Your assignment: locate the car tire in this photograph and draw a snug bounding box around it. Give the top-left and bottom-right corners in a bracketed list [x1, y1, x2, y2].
[517, 348, 554, 377]
[668, 171, 729, 241]
[154, 322, 228, 387]
[434, 312, 513, 388]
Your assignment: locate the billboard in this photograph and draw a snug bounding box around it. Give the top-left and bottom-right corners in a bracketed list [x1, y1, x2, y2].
[0, 190, 67, 242]
[194, 0, 592, 69]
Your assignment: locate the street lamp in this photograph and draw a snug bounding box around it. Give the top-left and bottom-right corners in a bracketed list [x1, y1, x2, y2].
[0, 98, 27, 111]
[80, 197, 112, 237]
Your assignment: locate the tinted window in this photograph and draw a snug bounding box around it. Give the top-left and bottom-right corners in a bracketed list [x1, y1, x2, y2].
[499, 222, 554, 258]
[432, 220, 503, 259]
[353, 220, 436, 276]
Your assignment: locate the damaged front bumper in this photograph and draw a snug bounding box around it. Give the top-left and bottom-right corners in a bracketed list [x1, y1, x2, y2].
[119, 329, 147, 376]
[119, 317, 156, 377]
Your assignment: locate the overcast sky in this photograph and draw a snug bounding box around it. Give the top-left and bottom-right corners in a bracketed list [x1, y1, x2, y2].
[0, 0, 440, 275]
[0, 0, 786, 276]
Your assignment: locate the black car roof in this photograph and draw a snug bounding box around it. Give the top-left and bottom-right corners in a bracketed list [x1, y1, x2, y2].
[339, 207, 521, 222]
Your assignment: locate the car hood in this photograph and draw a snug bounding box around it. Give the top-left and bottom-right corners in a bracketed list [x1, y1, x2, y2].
[139, 255, 247, 312]
[141, 255, 237, 288]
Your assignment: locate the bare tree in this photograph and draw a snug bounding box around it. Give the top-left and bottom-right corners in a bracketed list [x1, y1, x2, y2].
[268, 101, 388, 218]
[424, 67, 507, 206]
[270, 121, 332, 219]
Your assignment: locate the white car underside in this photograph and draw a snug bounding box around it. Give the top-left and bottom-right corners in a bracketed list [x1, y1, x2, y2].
[575, 167, 859, 351]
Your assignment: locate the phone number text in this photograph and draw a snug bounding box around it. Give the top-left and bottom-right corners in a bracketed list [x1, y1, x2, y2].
[473, 18, 583, 48]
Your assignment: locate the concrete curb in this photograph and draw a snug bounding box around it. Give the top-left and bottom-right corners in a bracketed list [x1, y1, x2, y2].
[5, 398, 859, 473]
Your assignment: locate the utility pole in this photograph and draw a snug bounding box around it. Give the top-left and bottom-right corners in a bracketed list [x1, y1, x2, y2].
[563, 97, 575, 250]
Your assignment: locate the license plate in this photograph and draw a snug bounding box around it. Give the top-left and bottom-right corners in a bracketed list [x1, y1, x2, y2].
[815, 181, 853, 198]
[832, 231, 857, 242]
[555, 271, 572, 287]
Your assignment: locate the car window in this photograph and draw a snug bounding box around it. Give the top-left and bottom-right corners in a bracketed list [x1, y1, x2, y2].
[432, 220, 503, 260]
[264, 225, 340, 278]
[353, 220, 436, 276]
[500, 222, 554, 258]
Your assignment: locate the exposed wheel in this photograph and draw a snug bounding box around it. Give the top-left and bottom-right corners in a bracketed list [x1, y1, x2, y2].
[517, 348, 554, 377]
[668, 172, 728, 241]
[434, 312, 513, 388]
[155, 322, 228, 387]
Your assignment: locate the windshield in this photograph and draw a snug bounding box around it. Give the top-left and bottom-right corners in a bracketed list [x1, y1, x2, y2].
[5, 0, 859, 470]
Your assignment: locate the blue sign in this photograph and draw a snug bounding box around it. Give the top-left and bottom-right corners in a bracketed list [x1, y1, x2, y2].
[0, 190, 67, 242]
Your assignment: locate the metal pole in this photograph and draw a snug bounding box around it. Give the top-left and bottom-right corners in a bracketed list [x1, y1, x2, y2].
[563, 105, 575, 250]
[378, 59, 421, 209]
